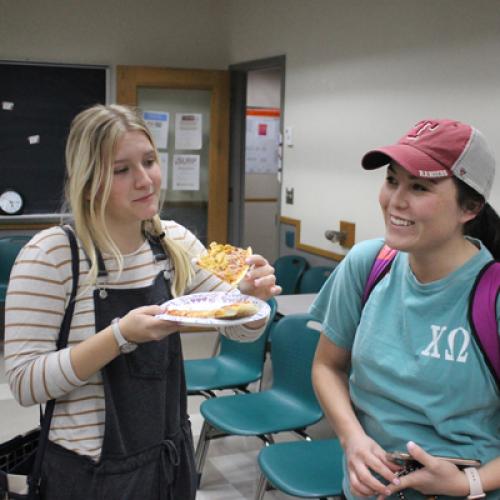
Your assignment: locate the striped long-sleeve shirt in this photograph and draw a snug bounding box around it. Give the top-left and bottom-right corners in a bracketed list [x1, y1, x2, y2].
[4, 221, 264, 460]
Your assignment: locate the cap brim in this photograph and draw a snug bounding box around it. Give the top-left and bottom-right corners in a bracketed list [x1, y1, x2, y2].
[362, 144, 451, 178]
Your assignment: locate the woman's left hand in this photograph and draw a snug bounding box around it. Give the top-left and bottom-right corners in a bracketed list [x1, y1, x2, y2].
[238, 254, 282, 301]
[377, 441, 470, 499]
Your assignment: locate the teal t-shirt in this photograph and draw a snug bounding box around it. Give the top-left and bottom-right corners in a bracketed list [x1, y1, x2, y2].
[310, 238, 500, 499]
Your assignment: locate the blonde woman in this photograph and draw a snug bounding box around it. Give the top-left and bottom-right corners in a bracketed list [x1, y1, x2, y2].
[5, 104, 280, 499]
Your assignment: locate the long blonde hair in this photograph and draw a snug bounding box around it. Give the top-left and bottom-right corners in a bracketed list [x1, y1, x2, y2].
[64, 104, 193, 296]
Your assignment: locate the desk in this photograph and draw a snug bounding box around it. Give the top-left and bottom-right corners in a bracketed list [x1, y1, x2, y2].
[275, 293, 317, 316]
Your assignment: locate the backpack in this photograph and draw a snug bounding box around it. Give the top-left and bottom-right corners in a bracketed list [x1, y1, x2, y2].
[362, 245, 500, 389]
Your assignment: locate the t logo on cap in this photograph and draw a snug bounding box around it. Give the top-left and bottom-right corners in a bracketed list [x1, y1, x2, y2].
[406, 120, 439, 141]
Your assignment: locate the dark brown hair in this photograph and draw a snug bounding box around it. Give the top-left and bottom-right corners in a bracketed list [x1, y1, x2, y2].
[454, 177, 500, 260]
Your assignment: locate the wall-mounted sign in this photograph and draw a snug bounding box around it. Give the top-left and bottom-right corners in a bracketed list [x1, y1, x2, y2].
[245, 108, 281, 174]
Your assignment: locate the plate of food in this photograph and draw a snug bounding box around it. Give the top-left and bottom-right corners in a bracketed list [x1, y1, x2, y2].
[157, 291, 270, 327]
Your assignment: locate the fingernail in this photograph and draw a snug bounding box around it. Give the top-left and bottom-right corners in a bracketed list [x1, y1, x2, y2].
[393, 478, 400, 485]
[407, 441, 416, 449]
[385, 490, 392, 496]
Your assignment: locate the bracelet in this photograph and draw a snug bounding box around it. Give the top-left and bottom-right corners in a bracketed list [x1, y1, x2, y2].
[464, 467, 485, 499]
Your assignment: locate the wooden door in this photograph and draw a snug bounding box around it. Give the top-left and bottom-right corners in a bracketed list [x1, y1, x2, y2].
[117, 66, 230, 244]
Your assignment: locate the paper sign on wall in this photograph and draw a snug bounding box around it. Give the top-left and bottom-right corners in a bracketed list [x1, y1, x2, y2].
[143, 111, 169, 149]
[245, 108, 281, 173]
[172, 154, 200, 191]
[175, 113, 202, 150]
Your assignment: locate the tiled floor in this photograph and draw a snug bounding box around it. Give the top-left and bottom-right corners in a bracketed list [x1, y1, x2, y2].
[1, 334, 336, 499]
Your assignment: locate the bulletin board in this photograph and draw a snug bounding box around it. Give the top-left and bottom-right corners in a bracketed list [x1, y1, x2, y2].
[0, 62, 107, 214]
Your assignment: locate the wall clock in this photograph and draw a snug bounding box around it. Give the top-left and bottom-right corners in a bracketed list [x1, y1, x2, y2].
[0, 189, 24, 215]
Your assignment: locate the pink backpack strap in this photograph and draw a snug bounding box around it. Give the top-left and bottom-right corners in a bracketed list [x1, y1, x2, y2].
[469, 261, 500, 387]
[363, 246, 499, 387]
[362, 244, 398, 306]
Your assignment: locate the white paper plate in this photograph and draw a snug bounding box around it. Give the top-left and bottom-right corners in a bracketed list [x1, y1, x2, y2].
[156, 291, 270, 327]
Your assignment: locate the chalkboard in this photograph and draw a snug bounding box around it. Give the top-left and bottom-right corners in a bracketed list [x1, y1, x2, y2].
[0, 62, 107, 214]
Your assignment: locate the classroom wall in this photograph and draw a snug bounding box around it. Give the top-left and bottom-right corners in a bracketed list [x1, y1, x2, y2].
[0, 0, 230, 103]
[2, 0, 500, 256]
[227, 0, 500, 256]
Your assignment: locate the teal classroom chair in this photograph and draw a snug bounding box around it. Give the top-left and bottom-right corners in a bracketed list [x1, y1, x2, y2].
[273, 255, 309, 295]
[184, 298, 277, 397]
[195, 313, 323, 484]
[0, 235, 31, 303]
[255, 438, 344, 499]
[297, 266, 334, 294]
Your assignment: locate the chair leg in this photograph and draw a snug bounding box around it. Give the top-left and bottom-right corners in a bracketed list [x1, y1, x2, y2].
[194, 420, 212, 477]
[258, 351, 272, 392]
[259, 433, 275, 446]
[254, 473, 268, 500]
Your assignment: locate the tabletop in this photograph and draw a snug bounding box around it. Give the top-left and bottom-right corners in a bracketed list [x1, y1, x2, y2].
[275, 293, 317, 316]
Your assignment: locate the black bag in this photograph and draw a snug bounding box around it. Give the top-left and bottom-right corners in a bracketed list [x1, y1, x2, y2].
[0, 428, 39, 498]
[0, 226, 79, 500]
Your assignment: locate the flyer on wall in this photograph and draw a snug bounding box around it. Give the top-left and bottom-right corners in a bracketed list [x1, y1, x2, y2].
[175, 113, 202, 150]
[143, 110, 169, 149]
[245, 108, 281, 174]
[172, 154, 200, 191]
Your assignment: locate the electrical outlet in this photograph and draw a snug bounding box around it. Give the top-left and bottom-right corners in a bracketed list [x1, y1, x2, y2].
[285, 187, 294, 204]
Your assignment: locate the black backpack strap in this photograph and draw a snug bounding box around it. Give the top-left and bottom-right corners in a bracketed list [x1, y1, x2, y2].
[145, 234, 168, 262]
[469, 261, 500, 389]
[28, 225, 80, 495]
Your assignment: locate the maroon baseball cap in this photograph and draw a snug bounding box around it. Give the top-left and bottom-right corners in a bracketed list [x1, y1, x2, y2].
[362, 119, 495, 200]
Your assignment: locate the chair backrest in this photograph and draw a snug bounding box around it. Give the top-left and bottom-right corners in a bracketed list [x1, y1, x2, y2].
[0, 235, 31, 301]
[273, 255, 309, 294]
[218, 297, 277, 369]
[270, 313, 322, 413]
[298, 266, 334, 294]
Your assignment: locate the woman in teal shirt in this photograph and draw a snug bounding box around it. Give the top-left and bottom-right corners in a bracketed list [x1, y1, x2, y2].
[312, 119, 500, 499]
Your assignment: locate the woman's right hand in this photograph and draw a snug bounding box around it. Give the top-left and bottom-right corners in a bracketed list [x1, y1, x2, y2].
[344, 433, 401, 497]
[118, 305, 180, 344]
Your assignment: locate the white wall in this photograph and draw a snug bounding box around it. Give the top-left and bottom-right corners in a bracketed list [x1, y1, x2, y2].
[0, 0, 230, 100]
[2, 0, 499, 256]
[228, 0, 500, 255]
